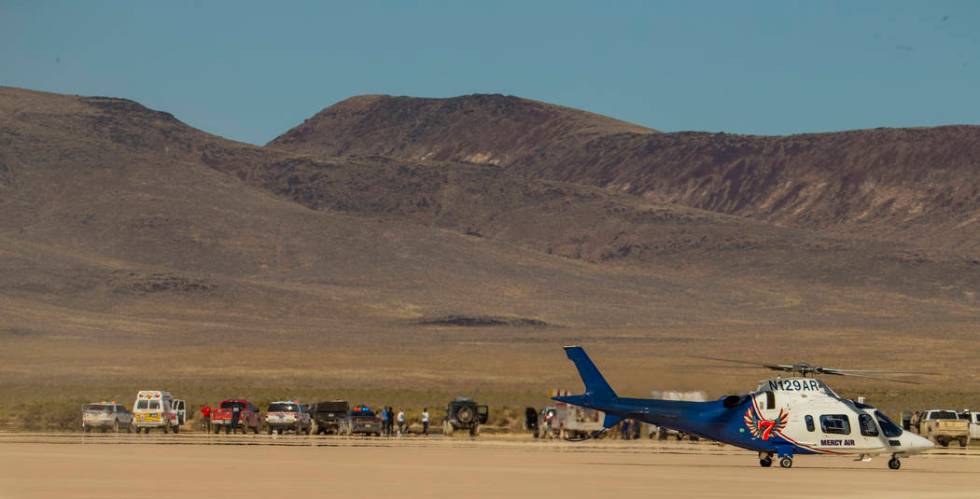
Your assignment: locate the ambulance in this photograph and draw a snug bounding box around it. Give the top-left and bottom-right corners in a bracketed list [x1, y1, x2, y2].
[132, 390, 181, 433]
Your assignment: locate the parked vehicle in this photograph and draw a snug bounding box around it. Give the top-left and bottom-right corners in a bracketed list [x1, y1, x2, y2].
[443, 397, 488, 436]
[211, 399, 261, 434]
[173, 399, 187, 426]
[265, 401, 312, 435]
[912, 409, 970, 447]
[311, 400, 351, 435]
[82, 402, 133, 433]
[555, 401, 605, 440]
[347, 405, 382, 436]
[132, 390, 180, 434]
[960, 411, 980, 441]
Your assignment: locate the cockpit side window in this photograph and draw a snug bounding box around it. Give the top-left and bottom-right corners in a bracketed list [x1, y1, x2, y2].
[765, 391, 775, 410]
[820, 414, 851, 435]
[805, 415, 815, 432]
[874, 411, 903, 438]
[858, 413, 879, 437]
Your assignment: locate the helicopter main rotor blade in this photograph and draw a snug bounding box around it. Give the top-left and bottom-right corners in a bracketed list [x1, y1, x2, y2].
[692, 356, 794, 371]
[817, 369, 922, 384]
[693, 356, 930, 382]
[825, 368, 939, 376]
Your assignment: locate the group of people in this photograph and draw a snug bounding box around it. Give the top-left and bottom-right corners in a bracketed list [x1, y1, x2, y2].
[380, 407, 431, 436]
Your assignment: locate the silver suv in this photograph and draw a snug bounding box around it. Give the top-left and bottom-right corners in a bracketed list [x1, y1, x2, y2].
[82, 402, 133, 433]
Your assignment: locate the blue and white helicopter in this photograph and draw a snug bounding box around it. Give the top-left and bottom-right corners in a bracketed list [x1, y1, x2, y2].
[553, 346, 933, 469]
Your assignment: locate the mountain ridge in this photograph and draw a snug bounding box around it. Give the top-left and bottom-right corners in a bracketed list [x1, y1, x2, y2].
[268, 93, 980, 258]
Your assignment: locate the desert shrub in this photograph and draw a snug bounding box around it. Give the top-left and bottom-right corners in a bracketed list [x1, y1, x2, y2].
[16, 399, 86, 431]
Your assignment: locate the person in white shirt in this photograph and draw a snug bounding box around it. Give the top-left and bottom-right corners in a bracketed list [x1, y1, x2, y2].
[421, 408, 430, 436]
[396, 410, 406, 435]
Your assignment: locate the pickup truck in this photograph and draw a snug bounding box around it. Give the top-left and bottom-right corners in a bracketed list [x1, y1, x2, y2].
[211, 399, 261, 434]
[311, 400, 351, 435]
[913, 409, 970, 447]
[264, 401, 312, 435]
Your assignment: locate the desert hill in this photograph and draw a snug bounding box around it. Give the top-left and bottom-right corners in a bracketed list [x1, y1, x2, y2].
[269, 95, 980, 258]
[0, 86, 977, 427]
[269, 94, 655, 165]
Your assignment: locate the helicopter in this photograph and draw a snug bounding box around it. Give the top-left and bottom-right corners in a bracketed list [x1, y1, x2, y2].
[552, 346, 934, 469]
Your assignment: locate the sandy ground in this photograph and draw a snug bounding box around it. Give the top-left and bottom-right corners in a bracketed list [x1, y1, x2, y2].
[1, 434, 978, 498]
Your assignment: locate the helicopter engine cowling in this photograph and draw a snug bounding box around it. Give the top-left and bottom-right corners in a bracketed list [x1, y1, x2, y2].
[722, 395, 748, 409]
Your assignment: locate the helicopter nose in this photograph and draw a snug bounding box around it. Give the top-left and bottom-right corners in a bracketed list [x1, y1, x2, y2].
[910, 434, 934, 452]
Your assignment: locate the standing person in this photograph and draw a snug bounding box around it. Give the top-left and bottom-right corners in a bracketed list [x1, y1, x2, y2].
[421, 408, 430, 436]
[543, 409, 554, 439]
[396, 409, 406, 435]
[381, 406, 390, 436]
[200, 404, 212, 433]
[379, 406, 386, 436]
[230, 403, 241, 435]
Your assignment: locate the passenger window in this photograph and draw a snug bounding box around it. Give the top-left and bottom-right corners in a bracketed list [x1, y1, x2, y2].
[858, 414, 879, 437]
[765, 391, 775, 410]
[805, 415, 815, 432]
[820, 415, 851, 435]
[148, 400, 160, 410]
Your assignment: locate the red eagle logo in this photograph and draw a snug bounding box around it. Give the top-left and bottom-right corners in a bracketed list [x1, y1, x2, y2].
[743, 406, 788, 440]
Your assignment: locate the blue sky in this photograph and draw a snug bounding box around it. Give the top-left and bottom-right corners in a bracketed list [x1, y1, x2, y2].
[2, 1, 978, 144]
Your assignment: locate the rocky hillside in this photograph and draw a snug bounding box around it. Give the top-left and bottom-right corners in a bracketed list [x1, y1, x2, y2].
[269, 94, 655, 165]
[268, 95, 980, 257]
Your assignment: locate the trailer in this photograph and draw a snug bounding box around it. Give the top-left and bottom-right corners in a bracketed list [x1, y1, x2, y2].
[555, 401, 605, 441]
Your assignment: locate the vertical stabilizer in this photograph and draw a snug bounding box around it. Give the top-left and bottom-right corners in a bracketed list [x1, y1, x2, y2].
[562, 346, 618, 402]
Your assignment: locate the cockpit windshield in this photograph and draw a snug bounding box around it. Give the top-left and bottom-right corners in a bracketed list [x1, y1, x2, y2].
[874, 410, 903, 438]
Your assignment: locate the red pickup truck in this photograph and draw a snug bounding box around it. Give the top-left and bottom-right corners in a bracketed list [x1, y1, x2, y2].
[211, 399, 261, 434]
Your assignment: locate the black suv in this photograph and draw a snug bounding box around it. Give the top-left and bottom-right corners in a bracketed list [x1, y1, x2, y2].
[310, 400, 350, 435]
[443, 397, 489, 436]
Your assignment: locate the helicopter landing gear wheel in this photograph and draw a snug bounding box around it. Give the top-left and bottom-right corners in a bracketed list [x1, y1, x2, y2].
[888, 456, 901, 470]
[760, 457, 772, 467]
[779, 456, 793, 469]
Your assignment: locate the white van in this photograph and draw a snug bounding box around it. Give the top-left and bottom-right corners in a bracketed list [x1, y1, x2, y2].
[132, 390, 180, 434]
